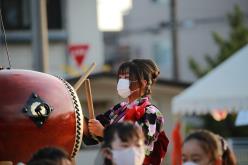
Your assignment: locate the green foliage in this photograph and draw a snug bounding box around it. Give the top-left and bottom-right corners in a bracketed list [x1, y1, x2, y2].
[188, 5, 248, 137]
[189, 5, 248, 78]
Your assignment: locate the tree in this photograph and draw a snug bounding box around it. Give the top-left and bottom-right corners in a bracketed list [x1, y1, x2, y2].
[188, 5, 248, 137]
[189, 5, 248, 78]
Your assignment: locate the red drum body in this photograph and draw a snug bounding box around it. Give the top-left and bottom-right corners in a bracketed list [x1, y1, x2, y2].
[0, 69, 83, 164]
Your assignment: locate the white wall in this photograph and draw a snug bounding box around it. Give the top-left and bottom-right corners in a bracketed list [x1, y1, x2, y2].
[66, 0, 104, 72]
[0, 43, 67, 77]
[177, 0, 248, 20]
[123, 0, 169, 30]
[1, 44, 33, 70]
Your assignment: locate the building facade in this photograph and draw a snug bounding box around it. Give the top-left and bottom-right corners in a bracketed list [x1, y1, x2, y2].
[0, 0, 104, 77]
[105, 0, 248, 82]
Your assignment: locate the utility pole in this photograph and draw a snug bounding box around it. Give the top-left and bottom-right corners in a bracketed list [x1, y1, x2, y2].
[170, 0, 179, 80]
[31, 0, 49, 72]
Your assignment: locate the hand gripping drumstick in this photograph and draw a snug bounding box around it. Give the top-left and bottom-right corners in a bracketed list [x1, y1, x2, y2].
[73, 62, 96, 91]
[84, 79, 95, 119]
[84, 79, 98, 141]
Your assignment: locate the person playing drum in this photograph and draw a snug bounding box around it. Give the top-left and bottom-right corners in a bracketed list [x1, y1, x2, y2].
[83, 59, 169, 165]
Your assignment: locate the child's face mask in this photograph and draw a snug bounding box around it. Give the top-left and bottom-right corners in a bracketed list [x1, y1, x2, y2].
[182, 162, 199, 165]
[112, 146, 145, 165]
[117, 79, 139, 98]
[117, 79, 131, 98]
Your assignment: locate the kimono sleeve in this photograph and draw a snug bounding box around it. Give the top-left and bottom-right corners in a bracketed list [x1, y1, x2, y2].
[142, 105, 164, 146]
[82, 103, 121, 145]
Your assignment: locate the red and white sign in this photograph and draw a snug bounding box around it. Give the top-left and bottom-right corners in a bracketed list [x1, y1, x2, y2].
[68, 44, 89, 67]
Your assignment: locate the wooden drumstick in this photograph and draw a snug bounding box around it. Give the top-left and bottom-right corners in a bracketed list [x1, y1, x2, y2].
[74, 62, 96, 91]
[84, 79, 95, 119]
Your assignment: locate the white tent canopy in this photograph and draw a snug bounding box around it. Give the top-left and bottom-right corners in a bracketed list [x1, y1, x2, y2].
[172, 45, 248, 115]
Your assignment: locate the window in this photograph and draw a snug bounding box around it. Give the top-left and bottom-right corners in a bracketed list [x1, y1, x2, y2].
[47, 0, 62, 29]
[0, 0, 63, 30]
[0, 0, 29, 30]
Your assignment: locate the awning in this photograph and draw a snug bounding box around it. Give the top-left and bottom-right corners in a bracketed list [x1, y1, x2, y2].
[172, 45, 248, 115]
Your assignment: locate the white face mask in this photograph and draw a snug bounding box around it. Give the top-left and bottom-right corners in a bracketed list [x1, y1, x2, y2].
[117, 79, 131, 98]
[183, 162, 199, 165]
[112, 147, 145, 165]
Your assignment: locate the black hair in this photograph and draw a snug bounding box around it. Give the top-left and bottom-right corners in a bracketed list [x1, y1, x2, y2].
[102, 122, 144, 149]
[117, 59, 160, 96]
[27, 159, 57, 165]
[27, 147, 71, 165]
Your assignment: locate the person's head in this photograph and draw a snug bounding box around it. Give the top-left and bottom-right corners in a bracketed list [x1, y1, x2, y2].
[27, 159, 58, 165]
[182, 130, 236, 165]
[117, 59, 160, 101]
[101, 122, 145, 165]
[27, 147, 72, 165]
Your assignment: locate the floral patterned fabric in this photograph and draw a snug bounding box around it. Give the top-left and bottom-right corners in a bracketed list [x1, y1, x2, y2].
[83, 96, 169, 165]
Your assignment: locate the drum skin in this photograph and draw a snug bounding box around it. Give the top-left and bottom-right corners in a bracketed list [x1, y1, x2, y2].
[0, 69, 83, 164]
